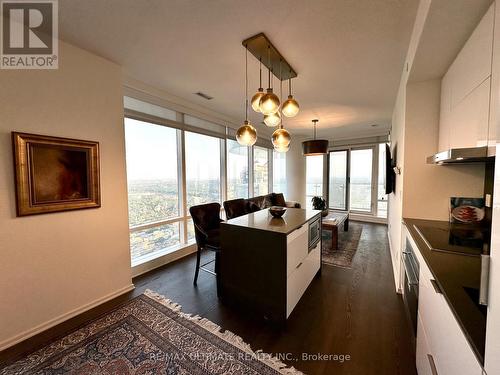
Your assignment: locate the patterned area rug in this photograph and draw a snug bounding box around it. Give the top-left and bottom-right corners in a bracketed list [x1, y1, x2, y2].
[322, 223, 363, 269]
[0, 290, 303, 375]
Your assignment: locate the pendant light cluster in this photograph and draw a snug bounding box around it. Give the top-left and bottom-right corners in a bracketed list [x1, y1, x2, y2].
[236, 34, 300, 153]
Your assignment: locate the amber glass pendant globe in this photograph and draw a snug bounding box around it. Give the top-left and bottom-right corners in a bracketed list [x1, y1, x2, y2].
[236, 120, 257, 146]
[274, 143, 290, 153]
[259, 88, 280, 115]
[272, 128, 291, 148]
[282, 95, 300, 117]
[264, 111, 281, 127]
[251, 88, 265, 113]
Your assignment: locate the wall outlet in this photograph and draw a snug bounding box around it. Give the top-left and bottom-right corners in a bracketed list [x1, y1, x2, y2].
[486, 194, 492, 208]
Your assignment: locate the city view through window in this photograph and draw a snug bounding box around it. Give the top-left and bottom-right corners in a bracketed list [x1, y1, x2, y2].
[125, 116, 386, 265]
[306, 155, 324, 208]
[227, 139, 248, 200]
[125, 118, 279, 264]
[254, 146, 269, 196]
[328, 145, 388, 216]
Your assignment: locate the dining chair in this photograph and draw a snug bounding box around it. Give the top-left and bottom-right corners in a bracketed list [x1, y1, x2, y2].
[189, 202, 222, 290]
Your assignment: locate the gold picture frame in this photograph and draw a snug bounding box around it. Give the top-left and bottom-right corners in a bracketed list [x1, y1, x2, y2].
[12, 132, 101, 216]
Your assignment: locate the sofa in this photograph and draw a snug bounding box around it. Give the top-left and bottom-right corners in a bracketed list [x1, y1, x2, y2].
[223, 193, 301, 220]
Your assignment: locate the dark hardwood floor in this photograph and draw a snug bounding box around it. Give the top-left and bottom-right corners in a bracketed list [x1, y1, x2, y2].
[0, 222, 416, 375]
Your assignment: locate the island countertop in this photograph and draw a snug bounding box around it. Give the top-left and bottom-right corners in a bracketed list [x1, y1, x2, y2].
[222, 207, 321, 235]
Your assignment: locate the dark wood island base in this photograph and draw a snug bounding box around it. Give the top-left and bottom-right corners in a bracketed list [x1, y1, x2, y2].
[220, 208, 322, 324]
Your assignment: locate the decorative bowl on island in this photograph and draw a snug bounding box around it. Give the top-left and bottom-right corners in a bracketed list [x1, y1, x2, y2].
[269, 206, 287, 218]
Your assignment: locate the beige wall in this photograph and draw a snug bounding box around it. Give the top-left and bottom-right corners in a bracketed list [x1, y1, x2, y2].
[0, 41, 133, 349]
[286, 137, 306, 206]
[403, 79, 485, 220]
[388, 81, 406, 289]
[387, 0, 432, 292]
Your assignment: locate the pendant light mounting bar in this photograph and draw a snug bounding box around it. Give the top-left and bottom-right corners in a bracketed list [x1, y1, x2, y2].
[242, 33, 297, 81]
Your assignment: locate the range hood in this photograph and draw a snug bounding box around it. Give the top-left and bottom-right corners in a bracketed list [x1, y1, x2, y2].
[427, 146, 495, 164]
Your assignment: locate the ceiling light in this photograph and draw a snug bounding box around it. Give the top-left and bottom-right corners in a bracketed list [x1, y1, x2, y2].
[269, 61, 290, 152]
[251, 59, 265, 112]
[302, 119, 328, 156]
[236, 45, 258, 146]
[272, 128, 291, 148]
[264, 111, 281, 127]
[237, 120, 257, 146]
[259, 45, 280, 115]
[251, 88, 264, 112]
[260, 89, 280, 115]
[274, 144, 290, 153]
[281, 78, 299, 117]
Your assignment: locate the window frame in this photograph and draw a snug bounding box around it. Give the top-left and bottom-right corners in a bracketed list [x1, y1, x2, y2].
[124, 107, 280, 272]
[226, 138, 250, 200]
[252, 145, 271, 197]
[327, 149, 349, 211]
[305, 154, 326, 209]
[326, 143, 387, 218]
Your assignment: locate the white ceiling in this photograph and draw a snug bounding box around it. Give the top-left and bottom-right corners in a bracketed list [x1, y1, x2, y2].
[410, 0, 493, 83]
[58, 0, 418, 139]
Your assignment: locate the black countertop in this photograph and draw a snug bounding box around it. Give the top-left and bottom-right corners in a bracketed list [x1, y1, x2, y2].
[404, 218, 486, 365]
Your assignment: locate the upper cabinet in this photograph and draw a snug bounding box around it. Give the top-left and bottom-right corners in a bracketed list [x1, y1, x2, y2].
[439, 4, 495, 151]
[489, 2, 500, 154]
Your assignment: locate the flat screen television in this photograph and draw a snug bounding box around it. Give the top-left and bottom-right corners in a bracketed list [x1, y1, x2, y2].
[385, 143, 396, 194]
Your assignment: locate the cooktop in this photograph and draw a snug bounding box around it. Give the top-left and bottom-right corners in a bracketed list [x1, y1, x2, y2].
[414, 223, 489, 257]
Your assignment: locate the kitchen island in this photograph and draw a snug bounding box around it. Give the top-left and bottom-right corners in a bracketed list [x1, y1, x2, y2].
[220, 208, 322, 323]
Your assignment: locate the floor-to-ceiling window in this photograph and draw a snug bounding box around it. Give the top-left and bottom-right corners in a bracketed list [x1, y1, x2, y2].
[227, 139, 249, 200]
[306, 155, 324, 208]
[328, 143, 387, 218]
[377, 144, 388, 218]
[349, 148, 373, 213]
[125, 118, 181, 263]
[185, 131, 221, 206]
[328, 150, 348, 210]
[124, 98, 278, 269]
[253, 146, 269, 196]
[273, 150, 286, 194]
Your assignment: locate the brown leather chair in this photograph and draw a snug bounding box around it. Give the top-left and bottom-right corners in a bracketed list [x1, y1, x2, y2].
[189, 203, 222, 289]
[224, 193, 300, 220]
[223, 198, 247, 220]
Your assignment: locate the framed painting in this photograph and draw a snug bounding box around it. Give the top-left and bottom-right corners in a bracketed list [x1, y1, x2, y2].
[12, 132, 101, 216]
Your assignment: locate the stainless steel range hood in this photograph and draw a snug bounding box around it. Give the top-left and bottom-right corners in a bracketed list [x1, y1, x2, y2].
[427, 146, 495, 164]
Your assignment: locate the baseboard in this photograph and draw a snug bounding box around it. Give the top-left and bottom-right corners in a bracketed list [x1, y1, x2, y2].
[349, 213, 388, 224]
[132, 243, 197, 278]
[0, 283, 135, 351]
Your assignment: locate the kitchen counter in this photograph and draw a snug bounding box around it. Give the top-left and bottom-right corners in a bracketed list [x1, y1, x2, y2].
[225, 207, 321, 234]
[404, 218, 486, 364]
[220, 208, 322, 322]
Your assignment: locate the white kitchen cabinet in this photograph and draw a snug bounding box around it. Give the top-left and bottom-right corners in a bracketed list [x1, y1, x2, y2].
[439, 73, 452, 152]
[286, 242, 320, 317]
[286, 224, 308, 277]
[449, 77, 491, 148]
[439, 4, 494, 151]
[448, 6, 494, 109]
[416, 315, 436, 375]
[407, 232, 483, 375]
